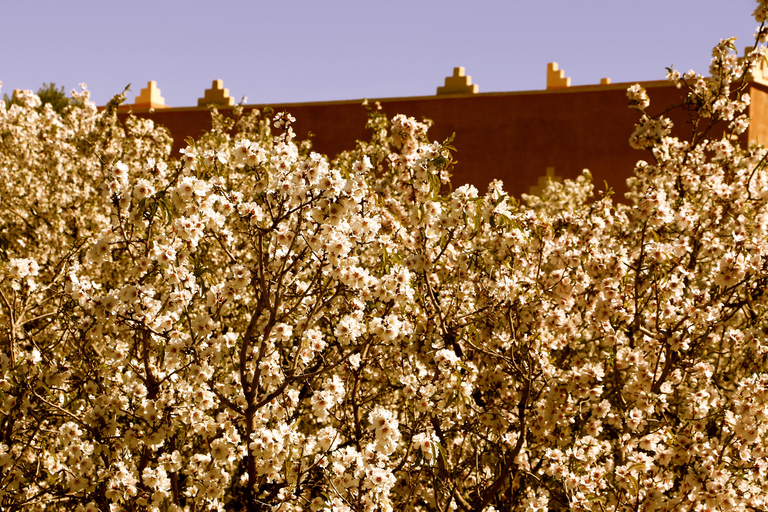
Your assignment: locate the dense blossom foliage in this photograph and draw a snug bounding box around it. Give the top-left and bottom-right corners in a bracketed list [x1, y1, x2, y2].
[5, 5, 768, 511]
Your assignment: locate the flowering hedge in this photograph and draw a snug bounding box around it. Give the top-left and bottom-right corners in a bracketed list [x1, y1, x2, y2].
[4, 5, 768, 511]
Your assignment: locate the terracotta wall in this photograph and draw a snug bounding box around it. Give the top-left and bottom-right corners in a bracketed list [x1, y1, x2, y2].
[121, 81, 765, 199]
[748, 82, 768, 146]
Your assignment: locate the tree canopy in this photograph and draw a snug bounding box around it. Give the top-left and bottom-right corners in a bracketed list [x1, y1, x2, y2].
[2, 82, 72, 114]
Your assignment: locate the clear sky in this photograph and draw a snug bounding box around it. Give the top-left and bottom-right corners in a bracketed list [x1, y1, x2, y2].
[0, 0, 760, 107]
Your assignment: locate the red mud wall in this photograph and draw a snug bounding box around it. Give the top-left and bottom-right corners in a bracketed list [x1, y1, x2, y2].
[123, 81, 760, 199]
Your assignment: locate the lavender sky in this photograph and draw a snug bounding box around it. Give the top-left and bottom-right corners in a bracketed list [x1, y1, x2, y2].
[0, 0, 760, 107]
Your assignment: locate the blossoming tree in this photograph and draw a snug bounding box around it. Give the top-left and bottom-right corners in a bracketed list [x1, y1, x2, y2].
[5, 3, 768, 511]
